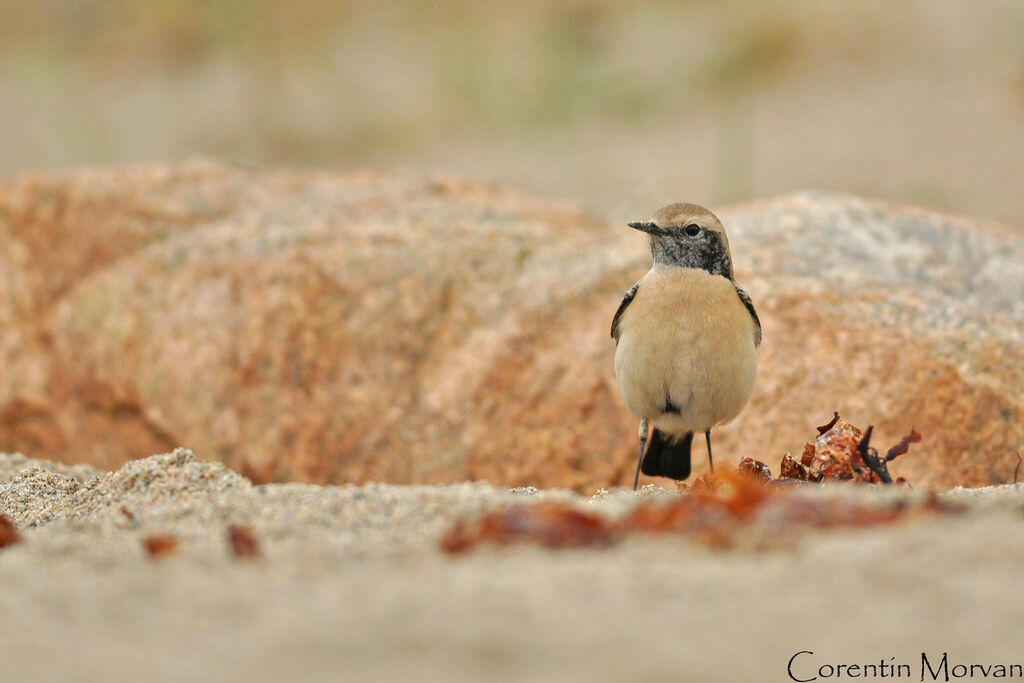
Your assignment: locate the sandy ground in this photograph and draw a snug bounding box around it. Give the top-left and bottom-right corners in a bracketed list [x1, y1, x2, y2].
[1, 448, 1023, 682]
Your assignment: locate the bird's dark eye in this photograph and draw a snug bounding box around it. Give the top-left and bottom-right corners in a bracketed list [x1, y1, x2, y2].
[683, 224, 701, 237]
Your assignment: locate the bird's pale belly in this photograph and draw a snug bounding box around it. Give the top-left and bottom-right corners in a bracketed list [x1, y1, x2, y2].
[613, 269, 757, 433]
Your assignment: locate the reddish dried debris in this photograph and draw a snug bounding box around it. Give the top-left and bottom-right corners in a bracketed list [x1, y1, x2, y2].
[228, 524, 260, 558]
[142, 535, 178, 558]
[795, 418, 871, 482]
[0, 514, 21, 548]
[676, 473, 714, 495]
[778, 415, 917, 484]
[441, 503, 615, 554]
[442, 415, 935, 554]
[855, 425, 920, 484]
[442, 471, 950, 555]
[737, 457, 772, 482]
[816, 411, 841, 435]
[885, 429, 922, 462]
[779, 452, 804, 480]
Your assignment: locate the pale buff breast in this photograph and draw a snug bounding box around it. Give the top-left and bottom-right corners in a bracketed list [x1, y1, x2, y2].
[613, 267, 757, 433]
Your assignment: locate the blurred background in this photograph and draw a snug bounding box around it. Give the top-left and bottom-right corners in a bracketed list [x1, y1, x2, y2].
[2, 0, 1023, 227]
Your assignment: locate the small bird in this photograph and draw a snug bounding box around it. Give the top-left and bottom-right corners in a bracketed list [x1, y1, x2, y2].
[611, 203, 761, 490]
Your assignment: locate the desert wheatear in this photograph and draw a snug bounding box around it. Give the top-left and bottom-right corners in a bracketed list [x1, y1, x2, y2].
[611, 203, 761, 490]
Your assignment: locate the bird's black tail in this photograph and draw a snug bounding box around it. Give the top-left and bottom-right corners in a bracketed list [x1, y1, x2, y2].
[640, 429, 693, 480]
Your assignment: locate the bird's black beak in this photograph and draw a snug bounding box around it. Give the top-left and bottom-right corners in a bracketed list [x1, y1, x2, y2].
[628, 221, 660, 234]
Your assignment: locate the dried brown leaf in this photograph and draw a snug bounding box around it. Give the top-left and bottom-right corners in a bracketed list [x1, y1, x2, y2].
[620, 501, 694, 533]
[142, 535, 177, 558]
[779, 453, 806, 480]
[0, 514, 21, 548]
[737, 457, 772, 482]
[800, 443, 816, 467]
[884, 429, 922, 462]
[228, 524, 260, 558]
[816, 411, 841, 435]
[441, 503, 615, 553]
[703, 470, 775, 519]
[687, 473, 723, 494]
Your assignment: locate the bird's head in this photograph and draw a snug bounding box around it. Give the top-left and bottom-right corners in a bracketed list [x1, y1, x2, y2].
[629, 203, 733, 278]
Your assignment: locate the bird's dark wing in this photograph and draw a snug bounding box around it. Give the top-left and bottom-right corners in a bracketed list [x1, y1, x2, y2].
[611, 283, 639, 343]
[734, 285, 762, 348]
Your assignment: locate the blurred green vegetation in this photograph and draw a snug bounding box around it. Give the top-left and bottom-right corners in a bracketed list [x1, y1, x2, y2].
[1, 1, 1023, 225]
[0, 1, 811, 150]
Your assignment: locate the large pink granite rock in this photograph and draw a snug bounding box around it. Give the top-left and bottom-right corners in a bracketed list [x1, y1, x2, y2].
[1, 164, 1020, 489]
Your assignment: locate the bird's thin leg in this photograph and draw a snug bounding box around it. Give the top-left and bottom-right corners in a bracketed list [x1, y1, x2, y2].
[705, 430, 714, 474]
[633, 418, 649, 491]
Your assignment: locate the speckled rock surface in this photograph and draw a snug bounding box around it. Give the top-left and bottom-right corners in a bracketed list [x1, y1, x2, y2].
[724, 192, 1023, 487]
[1, 164, 1020, 489]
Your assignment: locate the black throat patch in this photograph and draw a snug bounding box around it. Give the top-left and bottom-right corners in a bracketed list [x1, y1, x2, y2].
[651, 230, 733, 279]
